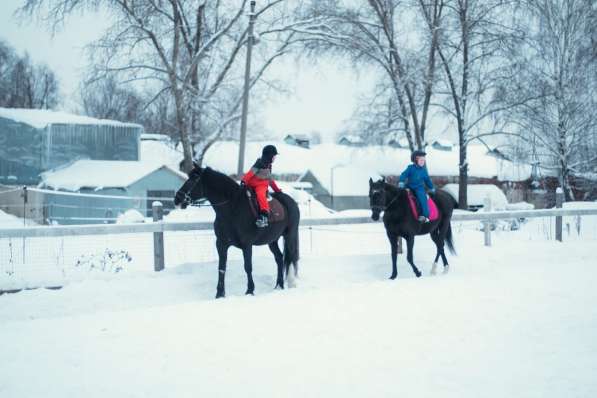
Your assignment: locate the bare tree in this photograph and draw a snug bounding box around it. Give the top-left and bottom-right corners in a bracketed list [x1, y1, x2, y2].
[0, 40, 59, 109]
[21, 0, 318, 172]
[433, 0, 517, 208]
[80, 75, 144, 122]
[300, 0, 446, 151]
[501, 0, 597, 200]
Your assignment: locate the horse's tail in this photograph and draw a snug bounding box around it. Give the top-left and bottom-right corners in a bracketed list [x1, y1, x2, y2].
[283, 222, 299, 278]
[444, 223, 456, 255]
[275, 192, 300, 282]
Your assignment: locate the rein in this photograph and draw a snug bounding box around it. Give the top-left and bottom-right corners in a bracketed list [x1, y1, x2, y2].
[372, 188, 400, 212]
[181, 169, 232, 208]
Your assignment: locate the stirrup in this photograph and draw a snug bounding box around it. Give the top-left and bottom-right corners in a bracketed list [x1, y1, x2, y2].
[418, 216, 430, 223]
[256, 215, 269, 228]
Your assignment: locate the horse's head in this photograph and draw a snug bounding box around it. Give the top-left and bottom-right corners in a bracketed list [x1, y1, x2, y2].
[369, 177, 407, 221]
[174, 163, 205, 209]
[369, 177, 387, 221]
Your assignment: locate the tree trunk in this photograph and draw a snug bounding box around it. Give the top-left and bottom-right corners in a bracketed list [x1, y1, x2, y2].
[458, 128, 468, 210]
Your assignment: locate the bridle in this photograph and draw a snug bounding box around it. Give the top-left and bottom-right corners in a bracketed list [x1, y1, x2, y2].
[179, 168, 230, 208]
[370, 186, 399, 212]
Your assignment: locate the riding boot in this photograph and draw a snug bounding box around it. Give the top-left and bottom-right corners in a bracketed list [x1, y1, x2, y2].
[256, 210, 269, 228]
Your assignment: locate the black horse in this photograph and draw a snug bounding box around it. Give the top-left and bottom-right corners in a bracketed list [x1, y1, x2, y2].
[369, 178, 457, 278]
[174, 165, 300, 298]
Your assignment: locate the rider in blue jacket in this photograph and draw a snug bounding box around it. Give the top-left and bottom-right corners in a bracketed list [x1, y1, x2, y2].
[398, 150, 436, 223]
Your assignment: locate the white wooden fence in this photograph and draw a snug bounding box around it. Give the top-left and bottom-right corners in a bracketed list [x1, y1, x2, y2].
[2, 200, 597, 274]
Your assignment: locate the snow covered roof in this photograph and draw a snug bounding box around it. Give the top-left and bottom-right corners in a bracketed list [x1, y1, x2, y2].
[0, 108, 142, 129]
[39, 160, 186, 191]
[140, 140, 532, 197]
[443, 183, 508, 209]
[140, 133, 172, 142]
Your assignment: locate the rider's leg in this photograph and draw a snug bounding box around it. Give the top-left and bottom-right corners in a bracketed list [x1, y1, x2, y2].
[414, 187, 430, 220]
[254, 185, 270, 227]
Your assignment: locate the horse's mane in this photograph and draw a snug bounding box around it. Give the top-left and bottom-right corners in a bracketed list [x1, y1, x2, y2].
[383, 182, 401, 195]
[202, 167, 240, 197]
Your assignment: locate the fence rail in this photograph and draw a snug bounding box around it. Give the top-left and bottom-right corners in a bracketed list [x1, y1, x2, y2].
[1, 201, 596, 291]
[1, 208, 596, 239]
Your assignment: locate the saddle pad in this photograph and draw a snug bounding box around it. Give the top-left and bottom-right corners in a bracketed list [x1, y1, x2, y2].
[407, 191, 439, 221]
[246, 190, 286, 224]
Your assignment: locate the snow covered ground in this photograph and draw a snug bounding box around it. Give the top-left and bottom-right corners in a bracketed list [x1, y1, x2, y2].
[1, 218, 597, 397]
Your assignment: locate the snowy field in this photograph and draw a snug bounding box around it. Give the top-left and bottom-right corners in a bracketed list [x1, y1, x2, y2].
[1, 217, 597, 397]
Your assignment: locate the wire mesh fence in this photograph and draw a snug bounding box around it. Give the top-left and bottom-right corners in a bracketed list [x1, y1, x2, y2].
[1, 208, 596, 292]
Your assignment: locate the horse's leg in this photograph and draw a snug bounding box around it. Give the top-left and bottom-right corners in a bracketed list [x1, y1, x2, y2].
[387, 231, 399, 279]
[438, 223, 450, 274]
[269, 240, 285, 289]
[430, 231, 442, 276]
[216, 240, 229, 298]
[405, 235, 422, 278]
[242, 245, 255, 295]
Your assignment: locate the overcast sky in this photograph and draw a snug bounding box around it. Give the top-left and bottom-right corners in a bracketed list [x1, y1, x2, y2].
[0, 0, 373, 141]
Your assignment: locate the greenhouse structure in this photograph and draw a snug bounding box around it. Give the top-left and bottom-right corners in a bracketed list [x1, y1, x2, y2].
[0, 108, 143, 185]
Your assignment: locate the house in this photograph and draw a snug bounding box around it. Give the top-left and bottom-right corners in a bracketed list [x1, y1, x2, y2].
[142, 140, 536, 211]
[34, 160, 186, 223]
[387, 137, 410, 148]
[284, 134, 310, 149]
[431, 139, 454, 151]
[337, 135, 366, 147]
[0, 108, 143, 185]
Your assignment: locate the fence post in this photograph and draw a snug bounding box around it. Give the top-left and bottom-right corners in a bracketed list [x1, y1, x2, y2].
[555, 187, 563, 242]
[483, 195, 492, 247]
[152, 201, 165, 272]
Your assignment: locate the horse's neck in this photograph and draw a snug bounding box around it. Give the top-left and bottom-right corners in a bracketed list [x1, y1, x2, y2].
[203, 182, 238, 215]
[386, 190, 407, 217]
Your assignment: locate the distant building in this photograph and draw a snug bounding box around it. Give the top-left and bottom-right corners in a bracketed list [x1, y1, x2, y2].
[338, 135, 366, 147]
[387, 137, 410, 148]
[284, 134, 310, 149]
[431, 139, 454, 151]
[37, 160, 186, 222]
[0, 108, 143, 185]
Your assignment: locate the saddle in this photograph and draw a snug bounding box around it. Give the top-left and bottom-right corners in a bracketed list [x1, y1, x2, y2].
[245, 189, 286, 224]
[407, 190, 440, 221]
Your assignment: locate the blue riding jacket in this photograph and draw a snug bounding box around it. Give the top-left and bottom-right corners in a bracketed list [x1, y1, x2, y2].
[398, 164, 435, 218]
[398, 164, 435, 192]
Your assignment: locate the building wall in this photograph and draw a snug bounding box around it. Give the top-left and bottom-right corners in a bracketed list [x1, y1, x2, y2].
[0, 117, 142, 185]
[128, 167, 185, 216]
[0, 119, 44, 185]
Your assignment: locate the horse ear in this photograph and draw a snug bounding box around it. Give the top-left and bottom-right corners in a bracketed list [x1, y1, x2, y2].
[192, 161, 199, 169]
[381, 176, 386, 183]
[369, 177, 373, 186]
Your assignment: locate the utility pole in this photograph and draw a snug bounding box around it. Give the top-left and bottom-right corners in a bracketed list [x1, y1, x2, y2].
[237, 0, 257, 176]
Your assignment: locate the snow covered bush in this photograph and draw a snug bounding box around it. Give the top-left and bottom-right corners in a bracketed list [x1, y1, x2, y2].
[116, 209, 146, 224]
[75, 249, 131, 273]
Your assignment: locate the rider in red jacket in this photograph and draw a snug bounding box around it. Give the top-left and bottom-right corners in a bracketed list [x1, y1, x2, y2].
[241, 145, 282, 227]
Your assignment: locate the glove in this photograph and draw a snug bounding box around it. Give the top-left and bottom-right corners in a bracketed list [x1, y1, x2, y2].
[398, 182, 405, 189]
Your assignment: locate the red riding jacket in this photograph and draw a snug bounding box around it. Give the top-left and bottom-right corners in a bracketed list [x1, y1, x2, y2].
[241, 158, 282, 212]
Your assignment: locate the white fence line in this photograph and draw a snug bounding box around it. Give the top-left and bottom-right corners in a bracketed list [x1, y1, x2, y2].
[1, 208, 597, 239]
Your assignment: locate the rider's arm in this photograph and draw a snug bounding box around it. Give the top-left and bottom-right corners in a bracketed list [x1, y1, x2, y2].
[269, 179, 282, 193]
[424, 170, 435, 192]
[398, 166, 411, 188]
[241, 170, 254, 184]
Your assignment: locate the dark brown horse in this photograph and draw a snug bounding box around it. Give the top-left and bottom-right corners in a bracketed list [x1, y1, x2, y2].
[175, 166, 300, 298]
[369, 178, 457, 278]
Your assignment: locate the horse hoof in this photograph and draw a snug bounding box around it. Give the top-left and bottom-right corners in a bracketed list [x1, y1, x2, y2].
[245, 290, 255, 295]
[415, 271, 422, 278]
[389, 275, 397, 280]
[216, 292, 225, 299]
